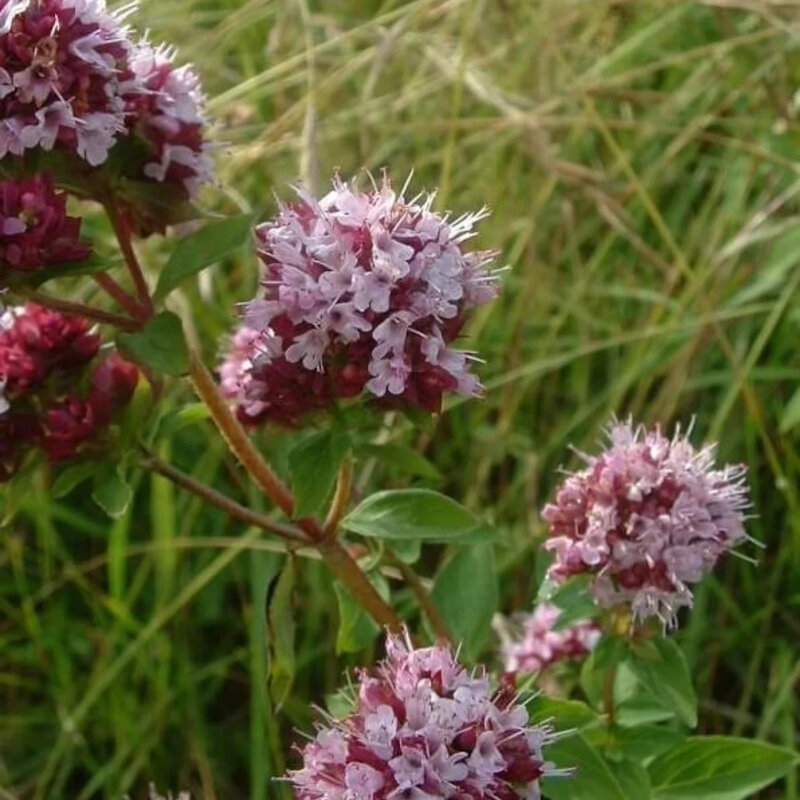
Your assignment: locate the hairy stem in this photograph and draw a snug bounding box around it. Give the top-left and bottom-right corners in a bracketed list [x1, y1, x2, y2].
[316, 536, 403, 631]
[188, 350, 403, 631]
[139, 452, 309, 545]
[17, 290, 139, 331]
[188, 352, 296, 515]
[384, 548, 451, 642]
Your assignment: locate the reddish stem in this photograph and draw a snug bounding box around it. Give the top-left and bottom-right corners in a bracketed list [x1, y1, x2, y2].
[20, 291, 139, 331]
[93, 273, 147, 322]
[188, 351, 403, 631]
[107, 204, 153, 317]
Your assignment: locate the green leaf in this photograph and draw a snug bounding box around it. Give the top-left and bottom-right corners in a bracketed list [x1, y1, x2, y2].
[608, 760, 652, 799]
[117, 311, 189, 377]
[156, 403, 211, 438]
[780, 384, 800, 433]
[609, 726, 685, 766]
[334, 573, 389, 654]
[625, 638, 698, 728]
[528, 696, 597, 730]
[342, 489, 493, 543]
[648, 736, 798, 800]
[357, 443, 442, 480]
[580, 635, 628, 709]
[388, 538, 422, 565]
[542, 732, 630, 800]
[431, 543, 498, 657]
[92, 469, 133, 519]
[288, 431, 351, 519]
[266, 558, 296, 709]
[154, 214, 253, 300]
[51, 462, 98, 498]
[549, 576, 602, 630]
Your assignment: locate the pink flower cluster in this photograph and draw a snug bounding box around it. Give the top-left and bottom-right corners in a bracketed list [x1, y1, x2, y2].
[495, 604, 600, 674]
[222, 175, 499, 426]
[542, 421, 751, 625]
[125, 42, 213, 200]
[0, 303, 137, 480]
[289, 632, 561, 800]
[0, 0, 211, 196]
[0, 173, 90, 275]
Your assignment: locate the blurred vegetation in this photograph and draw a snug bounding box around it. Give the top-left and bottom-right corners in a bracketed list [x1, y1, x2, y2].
[2, 0, 800, 797]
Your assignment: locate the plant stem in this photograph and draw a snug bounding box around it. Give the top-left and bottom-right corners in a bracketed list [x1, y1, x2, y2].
[18, 290, 139, 331]
[139, 452, 310, 545]
[188, 349, 403, 631]
[93, 273, 147, 322]
[188, 352, 296, 515]
[316, 536, 402, 630]
[603, 664, 618, 725]
[384, 547, 451, 642]
[107, 203, 153, 317]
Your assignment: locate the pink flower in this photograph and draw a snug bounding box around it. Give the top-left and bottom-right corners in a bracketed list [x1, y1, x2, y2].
[288, 632, 562, 800]
[124, 42, 213, 200]
[0, 174, 91, 275]
[0, 303, 100, 403]
[0, 3, 213, 234]
[0, 0, 135, 165]
[495, 604, 601, 673]
[542, 420, 752, 625]
[0, 303, 137, 479]
[226, 174, 500, 426]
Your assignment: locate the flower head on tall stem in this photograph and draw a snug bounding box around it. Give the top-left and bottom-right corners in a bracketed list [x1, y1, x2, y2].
[495, 604, 601, 674]
[223, 173, 500, 426]
[288, 630, 564, 800]
[542, 420, 752, 626]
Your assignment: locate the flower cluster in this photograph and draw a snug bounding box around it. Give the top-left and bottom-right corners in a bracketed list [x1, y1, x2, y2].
[0, 173, 90, 276]
[125, 42, 213, 201]
[221, 175, 500, 426]
[0, 303, 137, 480]
[495, 604, 600, 674]
[0, 0, 212, 199]
[542, 421, 751, 625]
[289, 632, 561, 800]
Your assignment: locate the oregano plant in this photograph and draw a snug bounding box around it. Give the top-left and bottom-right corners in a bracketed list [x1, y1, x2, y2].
[0, 2, 796, 799]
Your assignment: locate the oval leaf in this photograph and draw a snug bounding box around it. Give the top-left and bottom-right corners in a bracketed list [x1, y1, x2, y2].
[267, 558, 296, 709]
[288, 431, 351, 519]
[117, 311, 189, 377]
[155, 214, 253, 299]
[357, 443, 442, 480]
[431, 543, 498, 657]
[92, 469, 133, 519]
[342, 489, 491, 543]
[625, 638, 697, 728]
[542, 732, 630, 800]
[648, 736, 798, 800]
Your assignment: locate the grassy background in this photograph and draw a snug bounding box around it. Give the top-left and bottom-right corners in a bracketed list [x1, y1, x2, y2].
[2, 0, 800, 797]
